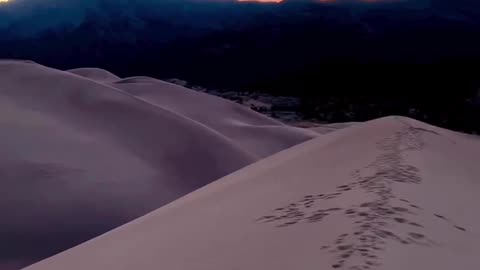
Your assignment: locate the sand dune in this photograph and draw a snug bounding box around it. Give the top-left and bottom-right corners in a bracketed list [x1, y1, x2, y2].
[113, 76, 161, 84]
[23, 116, 480, 270]
[0, 61, 315, 270]
[111, 78, 317, 158]
[67, 68, 121, 83]
[309, 122, 359, 134]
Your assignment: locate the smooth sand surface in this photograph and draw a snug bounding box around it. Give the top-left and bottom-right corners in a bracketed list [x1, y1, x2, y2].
[110, 78, 317, 158]
[309, 122, 359, 134]
[67, 68, 121, 83]
[0, 61, 316, 270]
[23, 116, 480, 270]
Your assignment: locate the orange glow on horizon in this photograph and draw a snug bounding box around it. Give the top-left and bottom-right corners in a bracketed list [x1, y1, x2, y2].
[237, 0, 283, 3]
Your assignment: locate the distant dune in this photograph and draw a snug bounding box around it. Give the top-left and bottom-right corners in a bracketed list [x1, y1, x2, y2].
[301, 122, 359, 134]
[67, 68, 121, 83]
[0, 60, 316, 270]
[22, 116, 480, 270]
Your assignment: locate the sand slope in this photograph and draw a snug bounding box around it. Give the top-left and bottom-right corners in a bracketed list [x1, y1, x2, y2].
[67, 68, 121, 83]
[309, 122, 359, 134]
[23, 116, 480, 270]
[0, 61, 315, 270]
[110, 78, 317, 158]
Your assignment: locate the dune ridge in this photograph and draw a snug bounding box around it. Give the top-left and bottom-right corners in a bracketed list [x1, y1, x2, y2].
[110, 78, 317, 158]
[21, 116, 480, 270]
[67, 68, 121, 83]
[0, 61, 316, 270]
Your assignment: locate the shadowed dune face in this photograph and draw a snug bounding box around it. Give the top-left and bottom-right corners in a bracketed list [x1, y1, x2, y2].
[21, 116, 480, 270]
[0, 61, 315, 270]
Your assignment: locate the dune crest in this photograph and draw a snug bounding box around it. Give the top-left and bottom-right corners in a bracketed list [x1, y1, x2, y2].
[67, 68, 121, 83]
[0, 61, 316, 270]
[112, 76, 160, 84]
[22, 116, 480, 270]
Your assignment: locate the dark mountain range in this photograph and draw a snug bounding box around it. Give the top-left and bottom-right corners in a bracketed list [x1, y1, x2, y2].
[1, 0, 479, 132]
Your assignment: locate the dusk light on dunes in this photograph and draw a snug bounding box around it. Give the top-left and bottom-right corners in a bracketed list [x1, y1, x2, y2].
[1, 1, 480, 270]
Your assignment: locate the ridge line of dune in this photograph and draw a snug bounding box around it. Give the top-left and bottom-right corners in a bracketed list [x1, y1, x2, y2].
[70, 116, 451, 231]
[52, 116, 364, 238]
[0, 60, 322, 270]
[63, 66, 316, 158]
[113, 77, 291, 128]
[61, 68, 261, 159]
[20, 115, 480, 270]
